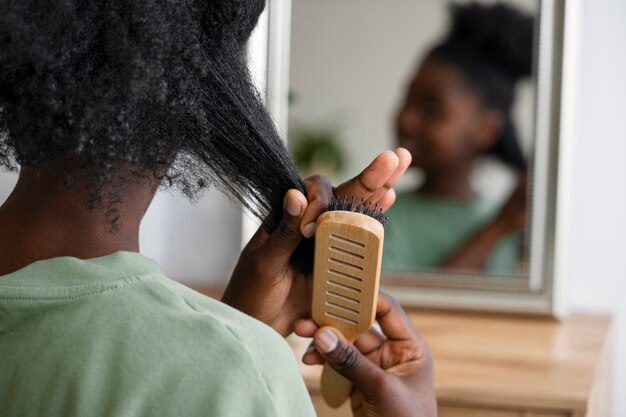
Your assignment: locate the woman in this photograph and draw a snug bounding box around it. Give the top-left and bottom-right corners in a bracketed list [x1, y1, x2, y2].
[383, 3, 532, 275]
[0, 1, 435, 416]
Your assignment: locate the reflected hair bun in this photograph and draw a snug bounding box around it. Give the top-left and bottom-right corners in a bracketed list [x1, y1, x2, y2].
[447, 2, 534, 81]
[426, 2, 534, 171]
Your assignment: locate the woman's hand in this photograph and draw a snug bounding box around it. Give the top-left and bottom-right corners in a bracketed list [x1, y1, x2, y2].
[222, 148, 411, 336]
[295, 293, 437, 417]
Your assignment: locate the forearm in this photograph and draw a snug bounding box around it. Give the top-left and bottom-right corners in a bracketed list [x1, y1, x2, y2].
[441, 221, 508, 271]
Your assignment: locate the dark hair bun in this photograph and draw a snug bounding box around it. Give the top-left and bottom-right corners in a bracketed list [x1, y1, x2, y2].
[447, 2, 534, 81]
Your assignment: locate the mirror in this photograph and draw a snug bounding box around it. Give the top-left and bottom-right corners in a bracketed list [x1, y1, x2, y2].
[286, 0, 567, 314]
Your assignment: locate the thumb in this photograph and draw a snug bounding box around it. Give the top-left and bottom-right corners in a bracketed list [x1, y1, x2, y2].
[314, 327, 384, 393]
[262, 189, 308, 264]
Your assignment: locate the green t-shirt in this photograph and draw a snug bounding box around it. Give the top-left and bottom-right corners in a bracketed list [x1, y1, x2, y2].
[0, 251, 316, 417]
[383, 192, 521, 275]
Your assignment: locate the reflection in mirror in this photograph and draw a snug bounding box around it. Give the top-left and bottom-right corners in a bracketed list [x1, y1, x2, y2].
[289, 0, 537, 279]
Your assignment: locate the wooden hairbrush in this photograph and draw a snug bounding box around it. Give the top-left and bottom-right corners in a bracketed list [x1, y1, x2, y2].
[312, 196, 386, 408]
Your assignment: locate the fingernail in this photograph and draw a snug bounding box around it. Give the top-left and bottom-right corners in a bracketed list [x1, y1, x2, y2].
[305, 343, 316, 354]
[286, 197, 301, 217]
[303, 222, 316, 238]
[316, 329, 338, 353]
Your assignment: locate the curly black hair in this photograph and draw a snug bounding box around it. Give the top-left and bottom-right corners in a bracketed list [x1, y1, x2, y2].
[428, 2, 534, 171]
[0, 0, 303, 224]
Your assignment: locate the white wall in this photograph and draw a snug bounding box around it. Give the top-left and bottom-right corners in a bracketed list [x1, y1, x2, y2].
[139, 189, 241, 286]
[0, 171, 18, 206]
[565, 0, 626, 415]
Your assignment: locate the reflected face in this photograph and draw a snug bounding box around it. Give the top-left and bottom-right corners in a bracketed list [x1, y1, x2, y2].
[396, 58, 488, 172]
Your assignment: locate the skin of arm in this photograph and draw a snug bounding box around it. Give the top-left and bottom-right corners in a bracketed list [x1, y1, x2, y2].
[442, 175, 527, 271]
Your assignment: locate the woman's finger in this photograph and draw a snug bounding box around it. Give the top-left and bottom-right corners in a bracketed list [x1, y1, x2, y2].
[295, 320, 326, 365]
[297, 149, 408, 239]
[294, 318, 319, 338]
[262, 189, 309, 265]
[376, 188, 397, 212]
[302, 342, 324, 365]
[368, 148, 412, 209]
[300, 175, 334, 238]
[374, 293, 419, 341]
[353, 325, 387, 355]
[334, 150, 399, 205]
[313, 327, 386, 394]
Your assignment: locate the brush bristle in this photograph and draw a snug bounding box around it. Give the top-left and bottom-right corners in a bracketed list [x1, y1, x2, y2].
[327, 195, 388, 226]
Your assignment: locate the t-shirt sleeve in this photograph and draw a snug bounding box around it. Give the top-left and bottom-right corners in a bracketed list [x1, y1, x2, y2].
[486, 232, 523, 275]
[149, 322, 316, 417]
[219, 317, 317, 417]
[158, 285, 317, 417]
[246, 330, 317, 417]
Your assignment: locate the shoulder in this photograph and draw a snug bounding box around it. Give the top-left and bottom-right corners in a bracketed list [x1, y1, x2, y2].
[0, 253, 316, 416]
[114, 275, 316, 416]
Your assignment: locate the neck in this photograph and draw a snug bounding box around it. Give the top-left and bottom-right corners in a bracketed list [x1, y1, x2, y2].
[419, 163, 475, 201]
[0, 165, 156, 276]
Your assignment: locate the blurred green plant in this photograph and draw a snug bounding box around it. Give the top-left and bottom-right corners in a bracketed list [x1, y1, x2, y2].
[289, 127, 346, 176]
[287, 88, 347, 177]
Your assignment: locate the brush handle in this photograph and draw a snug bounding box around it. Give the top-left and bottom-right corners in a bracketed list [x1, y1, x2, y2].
[312, 210, 384, 409]
[321, 363, 353, 408]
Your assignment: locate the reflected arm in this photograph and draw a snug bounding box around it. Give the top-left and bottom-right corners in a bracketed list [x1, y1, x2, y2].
[442, 177, 527, 271]
[441, 220, 513, 270]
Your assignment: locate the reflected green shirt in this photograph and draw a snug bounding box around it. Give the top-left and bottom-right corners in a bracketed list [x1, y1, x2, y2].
[0, 252, 315, 417]
[383, 192, 521, 275]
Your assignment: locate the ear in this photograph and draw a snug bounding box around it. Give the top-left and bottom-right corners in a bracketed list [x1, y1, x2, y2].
[473, 110, 503, 151]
